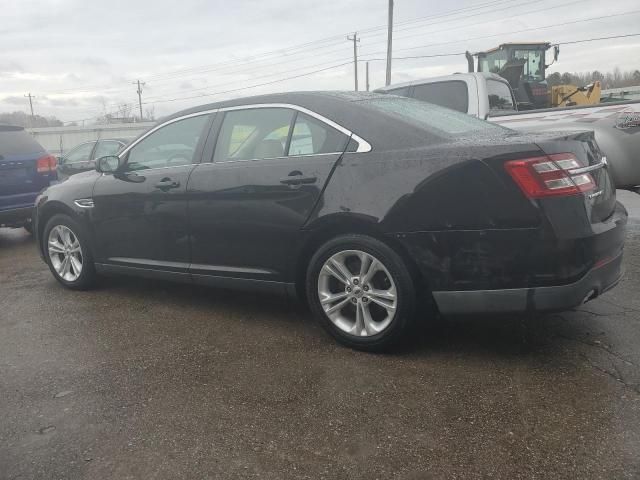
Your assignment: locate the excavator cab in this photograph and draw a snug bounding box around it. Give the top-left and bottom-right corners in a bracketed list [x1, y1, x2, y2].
[472, 42, 559, 109]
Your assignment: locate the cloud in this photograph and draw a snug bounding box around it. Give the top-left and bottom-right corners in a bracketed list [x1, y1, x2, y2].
[1, 0, 639, 122]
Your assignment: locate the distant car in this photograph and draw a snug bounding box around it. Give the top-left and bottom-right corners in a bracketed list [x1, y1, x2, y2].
[0, 125, 57, 232]
[57, 139, 128, 180]
[34, 92, 626, 351]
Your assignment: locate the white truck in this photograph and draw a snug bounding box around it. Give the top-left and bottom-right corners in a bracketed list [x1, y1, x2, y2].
[376, 72, 640, 189]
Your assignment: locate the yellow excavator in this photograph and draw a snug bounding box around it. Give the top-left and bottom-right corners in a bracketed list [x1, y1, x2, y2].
[465, 42, 601, 109]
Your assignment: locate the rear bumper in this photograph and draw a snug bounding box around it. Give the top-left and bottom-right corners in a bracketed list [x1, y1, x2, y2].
[432, 251, 624, 314]
[0, 206, 33, 227]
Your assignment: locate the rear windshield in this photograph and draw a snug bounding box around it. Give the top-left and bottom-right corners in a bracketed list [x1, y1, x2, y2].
[0, 126, 45, 156]
[358, 96, 510, 137]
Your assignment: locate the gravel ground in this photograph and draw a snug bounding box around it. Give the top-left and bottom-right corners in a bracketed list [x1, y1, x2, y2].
[1, 192, 639, 480]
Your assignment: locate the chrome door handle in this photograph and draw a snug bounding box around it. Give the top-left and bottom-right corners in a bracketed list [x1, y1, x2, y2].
[280, 175, 317, 186]
[155, 178, 181, 189]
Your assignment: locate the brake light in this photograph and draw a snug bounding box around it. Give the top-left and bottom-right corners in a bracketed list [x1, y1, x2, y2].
[504, 153, 595, 199]
[37, 154, 57, 173]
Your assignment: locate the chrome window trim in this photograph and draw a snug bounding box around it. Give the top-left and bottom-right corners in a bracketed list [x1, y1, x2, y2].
[101, 163, 194, 176]
[117, 103, 372, 161]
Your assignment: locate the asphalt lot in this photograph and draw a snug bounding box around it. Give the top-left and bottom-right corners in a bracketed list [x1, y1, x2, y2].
[1, 192, 640, 480]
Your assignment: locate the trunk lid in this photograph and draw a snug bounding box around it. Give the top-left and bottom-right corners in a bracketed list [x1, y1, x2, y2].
[532, 130, 616, 224]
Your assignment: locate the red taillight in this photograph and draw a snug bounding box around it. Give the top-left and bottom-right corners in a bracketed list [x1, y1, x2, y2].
[36, 154, 57, 173]
[504, 153, 596, 199]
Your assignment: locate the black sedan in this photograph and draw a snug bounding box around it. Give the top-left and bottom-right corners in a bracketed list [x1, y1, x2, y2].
[33, 92, 627, 350]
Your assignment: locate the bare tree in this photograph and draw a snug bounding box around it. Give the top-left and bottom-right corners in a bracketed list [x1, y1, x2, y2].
[144, 105, 156, 121]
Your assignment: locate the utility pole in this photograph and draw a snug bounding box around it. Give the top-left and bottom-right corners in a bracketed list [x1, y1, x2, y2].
[133, 80, 145, 121]
[24, 93, 35, 125]
[385, 0, 394, 86]
[366, 61, 370, 92]
[347, 33, 360, 91]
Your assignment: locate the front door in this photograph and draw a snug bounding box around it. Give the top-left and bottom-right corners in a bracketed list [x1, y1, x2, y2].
[188, 107, 351, 282]
[91, 114, 212, 271]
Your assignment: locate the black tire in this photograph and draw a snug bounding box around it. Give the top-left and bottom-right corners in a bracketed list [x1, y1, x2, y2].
[43, 214, 96, 290]
[306, 234, 416, 352]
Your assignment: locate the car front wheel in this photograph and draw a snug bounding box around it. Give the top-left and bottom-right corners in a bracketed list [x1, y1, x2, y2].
[43, 214, 96, 290]
[306, 234, 416, 351]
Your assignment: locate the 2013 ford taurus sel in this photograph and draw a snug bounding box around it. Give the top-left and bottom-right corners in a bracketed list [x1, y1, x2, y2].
[34, 92, 627, 351]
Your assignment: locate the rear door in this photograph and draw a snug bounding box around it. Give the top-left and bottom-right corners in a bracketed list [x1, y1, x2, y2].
[187, 106, 352, 282]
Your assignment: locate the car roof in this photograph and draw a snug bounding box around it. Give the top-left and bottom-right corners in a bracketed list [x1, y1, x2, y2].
[162, 91, 387, 122]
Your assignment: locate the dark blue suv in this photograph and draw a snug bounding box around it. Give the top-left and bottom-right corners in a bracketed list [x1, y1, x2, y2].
[0, 125, 57, 232]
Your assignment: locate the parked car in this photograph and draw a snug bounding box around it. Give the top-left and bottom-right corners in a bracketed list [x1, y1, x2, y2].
[0, 125, 57, 232]
[34, 92, 627, 351]
[376, 72, 640, 189]
[57, 138, 128, 180]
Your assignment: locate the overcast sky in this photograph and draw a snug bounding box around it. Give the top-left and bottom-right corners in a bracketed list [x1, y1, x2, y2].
[2, 0, 639, 123]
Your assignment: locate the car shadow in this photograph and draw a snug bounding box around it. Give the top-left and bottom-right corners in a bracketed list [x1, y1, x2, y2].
[96, 274, 596, 358]
[0, 227, 35, 247]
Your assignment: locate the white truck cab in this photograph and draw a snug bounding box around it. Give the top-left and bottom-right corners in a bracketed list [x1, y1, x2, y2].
[375, 72, 517, 119]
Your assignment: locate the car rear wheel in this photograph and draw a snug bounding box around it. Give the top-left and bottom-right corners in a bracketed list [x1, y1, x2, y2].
[306, 234, 416, 351]
[44, 214, 96, 290]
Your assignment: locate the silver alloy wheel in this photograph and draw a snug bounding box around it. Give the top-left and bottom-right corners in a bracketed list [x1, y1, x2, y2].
[48, 225, 83, 282]
[318, 249, 397, 337]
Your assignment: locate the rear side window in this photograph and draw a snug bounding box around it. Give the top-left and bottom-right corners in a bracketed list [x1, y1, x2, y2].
[487, 80, 516, 112]
[361, 97, 510, 137]
[214, 108, 294, 162]
[214, 108, 349, 162]
[289, 113, 349, 155]
[0, 126, 44, 156]
[411, 81, 469, 113]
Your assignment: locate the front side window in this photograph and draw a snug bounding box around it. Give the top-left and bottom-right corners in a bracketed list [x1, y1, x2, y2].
[411, 81, 469, 113]
[94, 140, 124, 159]
[64, 142, 94, 163]
[487, 80, 516, 113]
[479, 49, 508, 75]
[126, 115, 210, 171]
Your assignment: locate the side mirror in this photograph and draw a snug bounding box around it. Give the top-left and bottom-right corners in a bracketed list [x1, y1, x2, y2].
[96, 155, 122, 173]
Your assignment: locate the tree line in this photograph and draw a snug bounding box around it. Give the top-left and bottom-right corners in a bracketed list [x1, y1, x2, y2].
[0, 111, 63, 128]
[547, 68, 640, 89]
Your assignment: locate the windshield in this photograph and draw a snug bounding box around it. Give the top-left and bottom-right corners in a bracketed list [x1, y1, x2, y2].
[359, 96, 511, 137]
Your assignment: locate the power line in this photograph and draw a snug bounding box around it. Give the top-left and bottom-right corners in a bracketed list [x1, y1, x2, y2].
[142, 61, 354, 106]
[45, 0, 522, 96]
[374, 8, 640, 56]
